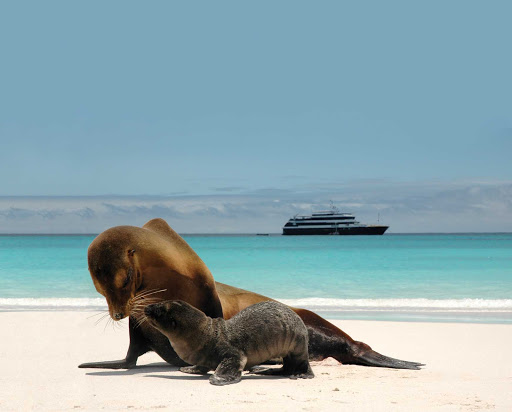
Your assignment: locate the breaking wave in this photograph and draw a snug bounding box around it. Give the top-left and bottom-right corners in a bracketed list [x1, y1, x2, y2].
[0, 298, 107, 310]
[1, 297, 511, 313]
[277, 298, 512, 313]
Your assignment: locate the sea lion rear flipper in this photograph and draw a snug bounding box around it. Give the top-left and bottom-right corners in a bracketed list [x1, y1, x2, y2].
[294, 308, 424, 370]
[355, 347, 425, 370]
[209, 355, 246, 386]
[250, 359, 314, 379]
[248, 366, 281, 375]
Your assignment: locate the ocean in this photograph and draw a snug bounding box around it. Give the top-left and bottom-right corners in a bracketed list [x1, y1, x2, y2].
[1, 233, 511, 324]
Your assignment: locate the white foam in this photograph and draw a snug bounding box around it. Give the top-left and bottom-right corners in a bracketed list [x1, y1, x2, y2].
[277, 298, 512, 312]
[0, 298, 107, 310]
[1, 297, 511, 313]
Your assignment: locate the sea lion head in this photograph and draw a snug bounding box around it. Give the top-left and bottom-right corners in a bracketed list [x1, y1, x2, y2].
[87, 227, 144, 321]
[144, 300, 207, 339]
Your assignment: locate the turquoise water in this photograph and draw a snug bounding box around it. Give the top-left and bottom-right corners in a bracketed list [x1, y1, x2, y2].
[1, 234, 511, 323]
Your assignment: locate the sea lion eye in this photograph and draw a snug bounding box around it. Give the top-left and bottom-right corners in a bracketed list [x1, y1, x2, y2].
[122, 267, 133, 288]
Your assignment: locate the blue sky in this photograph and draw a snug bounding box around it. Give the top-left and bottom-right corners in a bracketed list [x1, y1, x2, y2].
[0, 1, 510, 232]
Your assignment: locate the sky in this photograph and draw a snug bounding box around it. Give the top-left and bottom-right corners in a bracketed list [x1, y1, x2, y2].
[0, 1, 511, 233]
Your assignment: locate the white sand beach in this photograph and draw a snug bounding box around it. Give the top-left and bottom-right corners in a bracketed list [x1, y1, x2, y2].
[0, 312, 510, 411]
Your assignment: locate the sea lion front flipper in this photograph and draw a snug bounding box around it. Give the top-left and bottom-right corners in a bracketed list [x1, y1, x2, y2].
[78, 358, 137, 369]
[180, 365, 210, 375]
[209, 355, 247, 386]
[78, 316, 150, 369]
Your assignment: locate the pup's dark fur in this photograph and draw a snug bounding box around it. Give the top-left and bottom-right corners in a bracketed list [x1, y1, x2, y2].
[145, 300, 314, 385]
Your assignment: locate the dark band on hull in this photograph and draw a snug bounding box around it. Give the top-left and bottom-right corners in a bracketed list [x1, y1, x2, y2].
[283, 226, 389, 235]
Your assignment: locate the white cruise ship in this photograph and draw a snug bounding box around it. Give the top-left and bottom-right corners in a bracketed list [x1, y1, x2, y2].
[282, 206, 388, 235]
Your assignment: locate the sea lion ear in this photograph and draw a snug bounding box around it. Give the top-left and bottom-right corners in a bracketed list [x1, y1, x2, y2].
[128, 249, 136, 257]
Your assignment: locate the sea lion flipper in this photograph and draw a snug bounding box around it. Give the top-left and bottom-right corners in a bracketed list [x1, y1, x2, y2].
[209, 355, 246, 386]
[79, 318, 150, 369]
[180, 365, 210, 375]
[250, 363, 314, 379]
[248, 366, 278, 375]
[78, 358, 136, 369]
[294, 308, 423, 370]
[356, 348, 425, 370]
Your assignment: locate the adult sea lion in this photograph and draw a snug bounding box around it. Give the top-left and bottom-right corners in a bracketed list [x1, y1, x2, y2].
[144, 300, 314, 385]
[79, 218, 422, 370]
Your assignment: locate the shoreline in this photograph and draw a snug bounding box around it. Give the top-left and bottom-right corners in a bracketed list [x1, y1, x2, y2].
[1, 308, 511, 325]
[1, 297, 511, 324]
[0, 311, 510, 411]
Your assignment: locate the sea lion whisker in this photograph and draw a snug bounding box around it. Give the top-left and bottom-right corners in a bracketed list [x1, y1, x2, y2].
[133, 297, 161, 306]
[111, 318, 125, 331]
[130, 311, 145, 319]
[131, 310, 153, 321]
[132, 295, 162, 304]
[132, 288, 167, 300]
[134, 315, 149, 329]
[104, 318, 112, 333]
[94, 313, 110, 326]
[130, 307, 144, 316]
[133, 288, 158, 297]
[92, 314, 109, 324]
[113, 320, 126, 330]
[130, 295, 165, 307]
[132, 294, 165, 305]
[129, 298, 162, 314]
[130, 305, 150, 316]
[131, 308, 149, 316]
[87, 311, 108, 319]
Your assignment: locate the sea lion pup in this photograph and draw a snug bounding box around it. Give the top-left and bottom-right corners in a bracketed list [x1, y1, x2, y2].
[79, 218, 423, 370]
[144, 300, 314, 385]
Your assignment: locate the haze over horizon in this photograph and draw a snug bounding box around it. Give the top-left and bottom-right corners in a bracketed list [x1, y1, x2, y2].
[1, 1, 510, 233]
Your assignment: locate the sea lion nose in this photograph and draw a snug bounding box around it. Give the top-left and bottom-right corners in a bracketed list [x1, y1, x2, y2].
[114, 312, 124, 320]
[144, 305, 158, 317]
[145, 304, 163, 318]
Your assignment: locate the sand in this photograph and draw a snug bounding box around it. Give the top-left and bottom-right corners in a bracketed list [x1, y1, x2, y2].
[0, 312, 510, 411]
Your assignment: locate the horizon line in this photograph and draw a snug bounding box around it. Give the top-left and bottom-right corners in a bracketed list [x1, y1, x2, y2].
[0, 232, 511, 236]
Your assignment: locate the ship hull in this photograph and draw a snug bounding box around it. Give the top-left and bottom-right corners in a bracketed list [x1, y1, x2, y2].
[282, 225, 388, 236]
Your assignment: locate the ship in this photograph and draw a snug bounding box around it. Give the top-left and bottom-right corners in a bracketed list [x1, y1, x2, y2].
[282, 205, 388, 236]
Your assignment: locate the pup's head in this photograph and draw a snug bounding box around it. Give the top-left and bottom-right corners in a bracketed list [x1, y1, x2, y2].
[144, 300, 207, 338]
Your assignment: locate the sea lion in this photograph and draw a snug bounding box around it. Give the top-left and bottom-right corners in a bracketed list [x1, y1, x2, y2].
[79, 218, 422, 370]
[144, 300, 314, 385]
